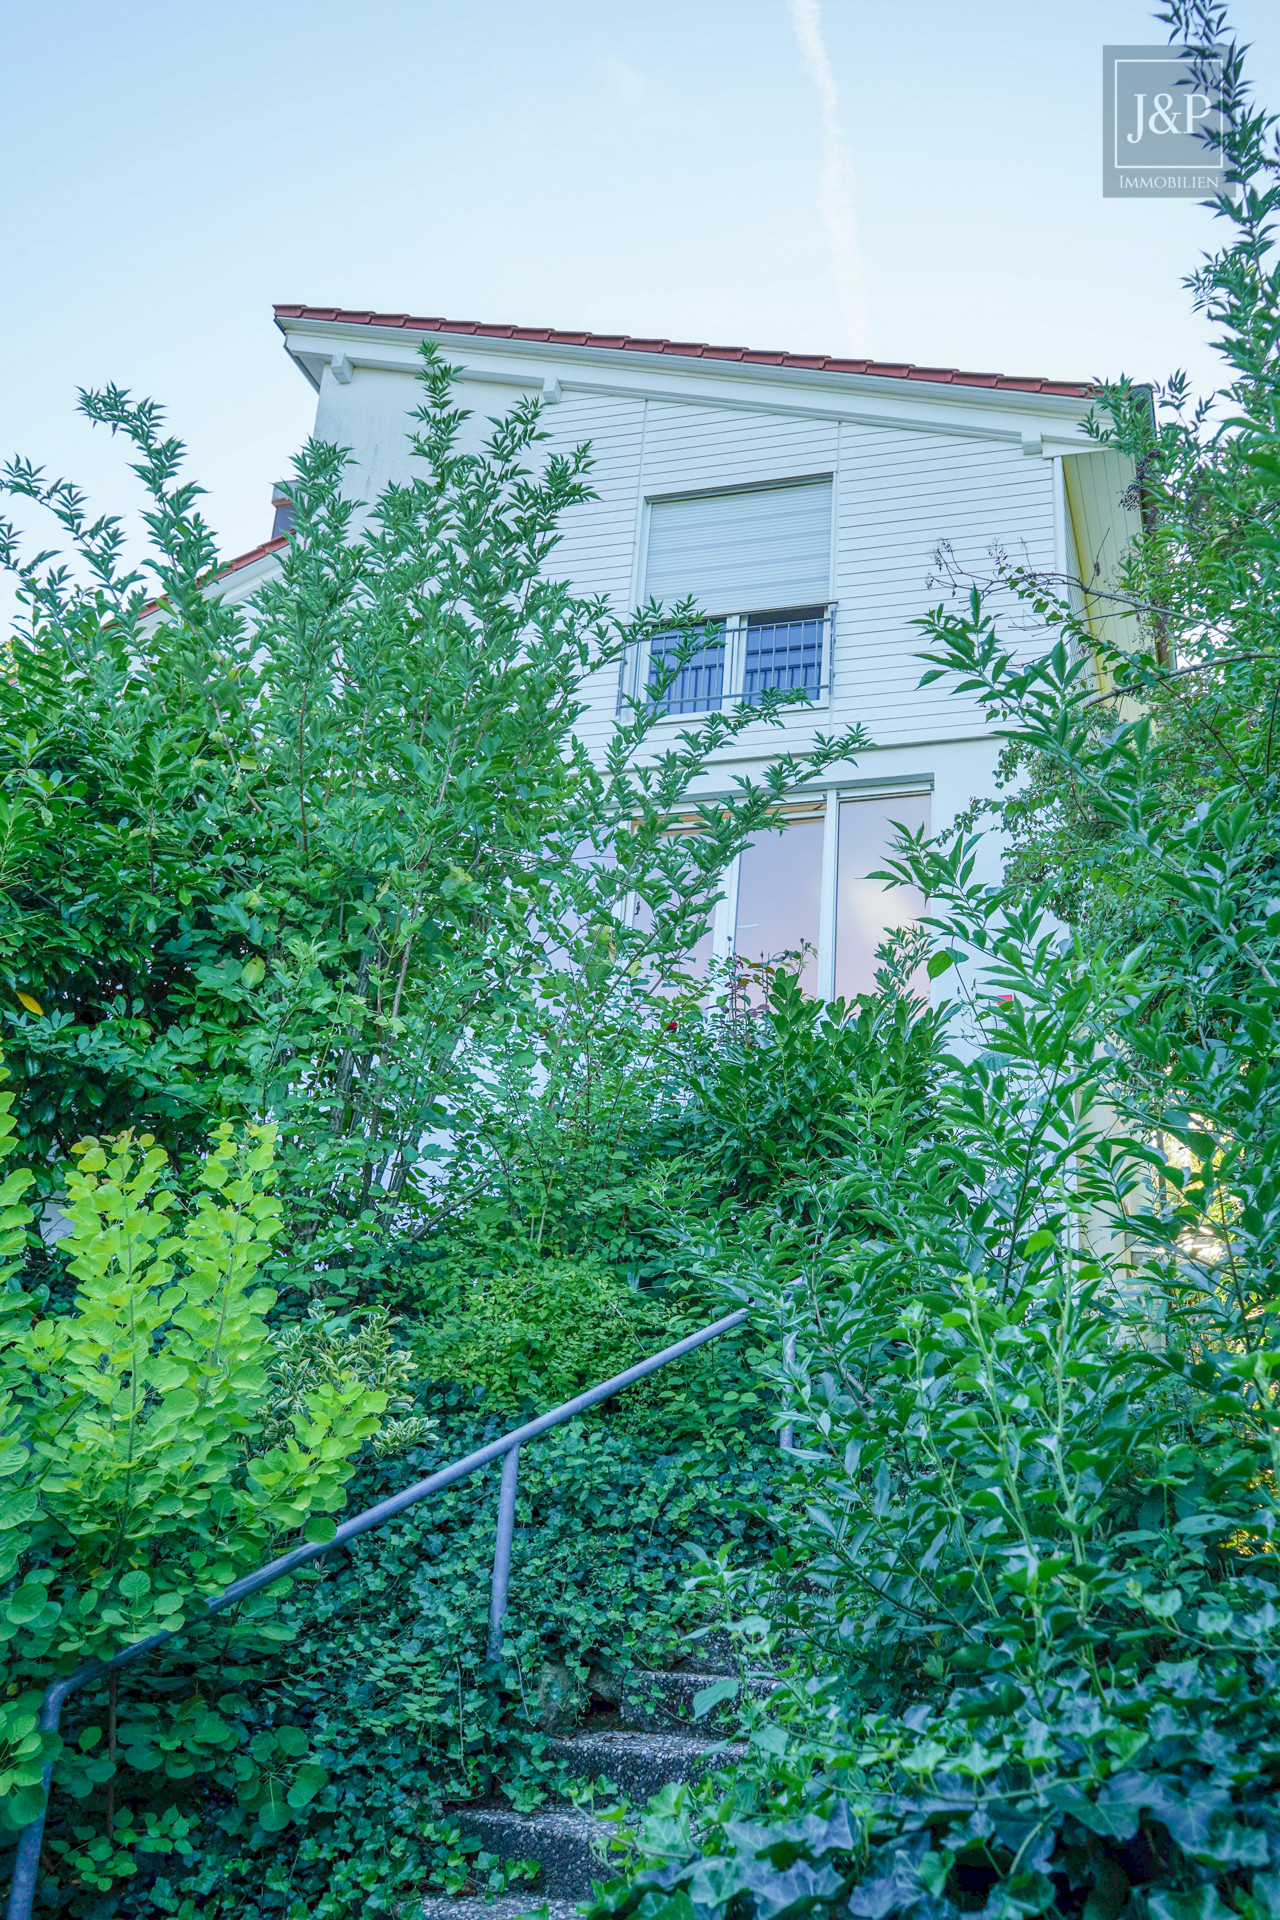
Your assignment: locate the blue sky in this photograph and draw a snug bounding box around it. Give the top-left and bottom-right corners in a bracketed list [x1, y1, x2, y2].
[3, 0, 1278, 572]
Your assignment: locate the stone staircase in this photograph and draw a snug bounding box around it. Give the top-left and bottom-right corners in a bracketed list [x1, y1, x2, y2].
[421, 1635, 773, 1920]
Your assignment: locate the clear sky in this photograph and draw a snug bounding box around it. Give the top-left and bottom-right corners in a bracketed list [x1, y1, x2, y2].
[3, 0, 1277, 574]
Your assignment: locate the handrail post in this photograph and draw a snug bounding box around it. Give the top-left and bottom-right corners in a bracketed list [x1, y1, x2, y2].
[6, 1663, 99, 1920]
[487, 1443, 520, 1661]
[780, 1332, 796, 1452]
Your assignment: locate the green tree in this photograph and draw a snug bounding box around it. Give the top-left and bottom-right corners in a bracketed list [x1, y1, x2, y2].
[0, 348, 861, 1286]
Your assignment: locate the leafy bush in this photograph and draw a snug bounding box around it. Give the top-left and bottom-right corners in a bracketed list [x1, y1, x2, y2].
[682, 968, 943, 1219]
[588, 10, 1280, 1920]
[409, 1255, 666, 1416]
[0, 1104, 400, 1900]
[0, 352, 860, 1294]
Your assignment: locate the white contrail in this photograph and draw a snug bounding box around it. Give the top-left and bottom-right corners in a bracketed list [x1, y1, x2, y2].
[787, 0, 869, 353]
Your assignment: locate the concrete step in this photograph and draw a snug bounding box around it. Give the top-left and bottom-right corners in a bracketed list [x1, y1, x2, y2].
[616, 1666, 778, 1732]
[420, 1901, 580, 1920]
[545, 1729, 746, 1801]
[451, 1804, 616, 1901]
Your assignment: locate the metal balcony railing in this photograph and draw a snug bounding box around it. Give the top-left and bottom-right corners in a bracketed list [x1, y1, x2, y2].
[5, 1307, 755, 1920]
[647, 609, 832, 717]
[741, 610, 830, 705]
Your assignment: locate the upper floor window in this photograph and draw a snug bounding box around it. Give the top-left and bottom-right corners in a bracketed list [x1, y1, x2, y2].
[640, 479, 833, 717]
[648, 607, 832, 716]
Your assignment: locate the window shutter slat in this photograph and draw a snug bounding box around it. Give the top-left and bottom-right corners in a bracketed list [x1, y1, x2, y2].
[644, 480, 832, 613]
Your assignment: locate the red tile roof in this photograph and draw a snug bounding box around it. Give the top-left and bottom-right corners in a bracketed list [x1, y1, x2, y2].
[274, 305, 1093, 400]
[138, 533, 290, 603]
[213, 535, 289, 579]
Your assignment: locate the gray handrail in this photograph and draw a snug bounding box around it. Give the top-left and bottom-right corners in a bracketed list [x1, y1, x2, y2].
[4, 1305, 750, 1920]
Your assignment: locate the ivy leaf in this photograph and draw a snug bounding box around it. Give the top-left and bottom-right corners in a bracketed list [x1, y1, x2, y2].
[692, 1677, 739, 1720]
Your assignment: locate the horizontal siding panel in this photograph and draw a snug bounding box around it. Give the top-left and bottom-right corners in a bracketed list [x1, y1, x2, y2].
[826, 425, 1055, 743]
[327, 376, 1060, 761]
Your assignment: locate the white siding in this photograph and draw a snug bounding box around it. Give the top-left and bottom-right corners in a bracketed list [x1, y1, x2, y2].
[308, 366, 1059, 765]
[830, 426, 1057, 745]
[640, 402, 837, 498]
[535, 392, 648, 760]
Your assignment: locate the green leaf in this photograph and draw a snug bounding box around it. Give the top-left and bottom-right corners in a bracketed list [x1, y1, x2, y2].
[691, 1677, 739, 1720]
[286, 1762, 329, 1809]
[303, 1516, 337, 1547]
[1149, 1891, 1229, 1920]
[0, 1487, 38, 1531]
[748, 1723, 788, 1758]
[5, 1585, 48, 1626]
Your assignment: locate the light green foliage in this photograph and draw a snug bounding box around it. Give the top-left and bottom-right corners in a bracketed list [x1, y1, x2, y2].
[411, 1257, 661, 1415]
[0, 1114, 396, 1874]
[265, 1305, 435, 1459]
[3, 1124, 381, 1650]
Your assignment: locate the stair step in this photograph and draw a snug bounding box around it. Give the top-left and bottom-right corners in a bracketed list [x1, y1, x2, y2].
[420, 1901, 581, 1920]
[546, 1729, 746, 1801]
[616, 1667, 777, 1732]
[451, 1804, 615, 1901]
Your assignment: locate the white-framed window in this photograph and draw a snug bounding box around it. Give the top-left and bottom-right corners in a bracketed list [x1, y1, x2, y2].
[631, 790, 931, 1001]
[647, 606, 833, 716]
[625, 478, 835, 717]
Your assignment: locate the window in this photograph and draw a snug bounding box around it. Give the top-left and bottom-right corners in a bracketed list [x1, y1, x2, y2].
[833, 793, 930, 1000]
[742, 608, 826, 704]
[626, 791, 932, 1007]
[735, 815, 824, 996]
[638, 480, 833, 716]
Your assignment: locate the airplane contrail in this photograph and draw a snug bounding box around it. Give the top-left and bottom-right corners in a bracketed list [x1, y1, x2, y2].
[787, 0, 869, 352]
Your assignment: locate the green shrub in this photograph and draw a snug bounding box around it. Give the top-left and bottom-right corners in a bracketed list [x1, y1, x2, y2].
[0, 1101, 401, 1902]
[589, 14, 1280, 1920]
[409, 1255, 664, 1415]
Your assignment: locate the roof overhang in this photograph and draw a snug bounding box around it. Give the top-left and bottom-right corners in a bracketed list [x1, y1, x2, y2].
[275, 309, 1102, 454]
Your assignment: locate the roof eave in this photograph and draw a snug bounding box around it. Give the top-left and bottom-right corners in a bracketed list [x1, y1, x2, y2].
[274, 312, 1099, 421]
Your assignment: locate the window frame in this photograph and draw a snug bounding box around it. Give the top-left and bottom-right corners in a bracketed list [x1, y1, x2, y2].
[621, 785, 934, 1000]
[632, 605, 837, 722]
[624, 475, 837, 723]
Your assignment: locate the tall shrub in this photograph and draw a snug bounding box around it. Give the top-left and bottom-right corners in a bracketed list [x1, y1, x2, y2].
[593, 9, 1280, 1919]
[0, 351, 862, 1281]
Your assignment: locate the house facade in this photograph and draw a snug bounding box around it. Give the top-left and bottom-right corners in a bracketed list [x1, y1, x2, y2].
[238, 307, 1137, 999]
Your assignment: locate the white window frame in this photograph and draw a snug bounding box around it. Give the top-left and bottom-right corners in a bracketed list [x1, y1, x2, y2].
[623, 476, 837, 723]
[623, 785, 933, 997]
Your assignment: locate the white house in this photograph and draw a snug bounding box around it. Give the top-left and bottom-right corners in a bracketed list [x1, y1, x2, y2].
[228, 305, 1137, 1001]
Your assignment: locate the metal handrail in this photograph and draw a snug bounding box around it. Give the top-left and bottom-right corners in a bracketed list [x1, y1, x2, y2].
[4, 1305, 750, 1920]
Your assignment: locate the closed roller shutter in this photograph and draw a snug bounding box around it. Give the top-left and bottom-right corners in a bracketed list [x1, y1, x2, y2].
[644, 479, 832, 615]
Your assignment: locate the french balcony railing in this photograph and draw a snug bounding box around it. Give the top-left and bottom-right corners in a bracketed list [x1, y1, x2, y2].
[647, 609, 832, 718]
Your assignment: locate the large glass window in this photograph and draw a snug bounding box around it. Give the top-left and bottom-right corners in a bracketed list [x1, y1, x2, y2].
[833, 794, 930, 1001]
[734, 816, 824, 996]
